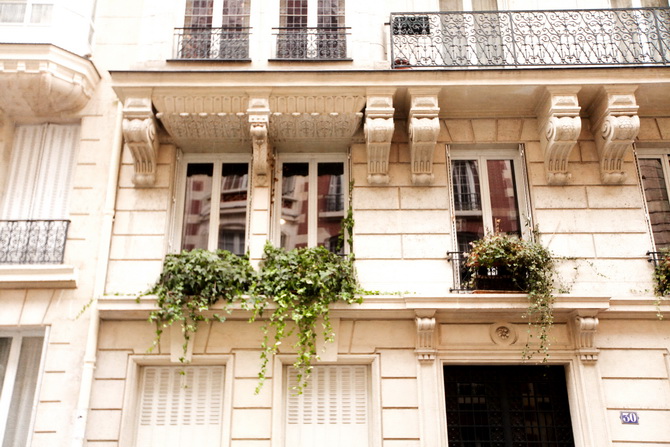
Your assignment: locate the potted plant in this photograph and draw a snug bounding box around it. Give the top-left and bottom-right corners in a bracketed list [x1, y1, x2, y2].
[394, 57, 411, 69]
[651, 249, 670, 318]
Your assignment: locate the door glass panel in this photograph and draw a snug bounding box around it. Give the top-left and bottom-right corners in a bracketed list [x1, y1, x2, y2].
[182, 163, 214, 251]
[317, 162, 344, 253]
[452, 160, 485, 252]
[218, 163, 248, 255]
[281, 163, 309, 250]
[487, 159, 521, 236]
[639, 158, 670, 249]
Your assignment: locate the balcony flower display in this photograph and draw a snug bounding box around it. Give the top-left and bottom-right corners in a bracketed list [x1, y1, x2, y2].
[653, 250, 670, 297]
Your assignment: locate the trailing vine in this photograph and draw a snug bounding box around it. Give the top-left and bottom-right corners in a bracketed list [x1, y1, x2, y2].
[652, 249, 670, 319]
[146, 249, 255, 361]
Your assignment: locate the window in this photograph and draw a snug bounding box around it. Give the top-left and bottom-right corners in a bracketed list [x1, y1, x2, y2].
[177, 157, 250, 255]
[285, 365, 369, 447]
[0, 331, 46, 447]
[136, 365, 225, 446]
[179, 0, 250, 59]
[275, 156, 347, 252]
[638, 151, 670, 250]
[444, 365, 575, 446]
[276, 0, 346, 59]
[0, 1, 52, 24]
[449, 148, 527, 253]
[0, 124, 79, 264]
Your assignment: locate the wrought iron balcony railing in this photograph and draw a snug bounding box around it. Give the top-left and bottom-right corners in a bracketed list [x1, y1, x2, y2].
[391, 7, 670, 68]
[174, 27, 250, 60]
[274, 27, 349, 60]
[0, 220, 70, 264]
[648, 250, 668, 266]
[447, 251, 472, 293]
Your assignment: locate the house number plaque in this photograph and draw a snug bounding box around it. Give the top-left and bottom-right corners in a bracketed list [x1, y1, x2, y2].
[620, 412, 639, 424]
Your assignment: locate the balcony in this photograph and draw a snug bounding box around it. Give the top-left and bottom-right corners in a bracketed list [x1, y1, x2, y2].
[174, 27, 251, 60]
[390, 7, 670, 69]
[273, 27, 350, 60]
[0, 220, 70, 264]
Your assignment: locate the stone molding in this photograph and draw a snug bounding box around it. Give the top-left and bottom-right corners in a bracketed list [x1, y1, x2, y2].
[122, 97, 159, 187]
[364, 94, 395, 185]
[415, 311, 437, 362]
[572, 315, 599, 363]
[537, 87, 582, 185]
[589, 86, 640, 184]
[0, 44, 100, 120]
[248, 97, 271, 187]
[408, 91, 440, 185]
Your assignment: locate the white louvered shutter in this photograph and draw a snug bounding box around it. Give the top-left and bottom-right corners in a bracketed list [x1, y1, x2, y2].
[1, 124, 79, 220]
[137, 366, 225, 447]
[285, 365, 369, 447]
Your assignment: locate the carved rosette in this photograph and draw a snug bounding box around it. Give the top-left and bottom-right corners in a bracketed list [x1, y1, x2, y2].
[408, 92, 440, 186]
[572, 315, 599, 363]
[122, 98, 159, 187]
[364, 94, 395, 185]
[537, 87, 582, 185]
[248, 97, 272, 187]
[589, 87, 640, 184]
[415, 315, 437, 363]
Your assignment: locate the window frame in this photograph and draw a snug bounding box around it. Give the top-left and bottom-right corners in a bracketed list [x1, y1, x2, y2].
[0, 1, 53, 25]
[447, 145, 531, 252]
[172, 153, 252, 254]
[272, 153, 349, 251]
[0, 328, 48, 447]
[636, 147, 670, 251]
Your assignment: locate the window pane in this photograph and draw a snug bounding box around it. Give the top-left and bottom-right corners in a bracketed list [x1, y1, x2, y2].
[317, 162, 344, 253]
[487, 159, 521, 236]
[181, 163, 213, 251]
[640, 158, 670, 250]
[0, 3, 26, 23]
[30, 4, 52, 24]
[281, 163, 309, 250]
[0, 337, 10, 391]
[185, 0, 213, 27]
[3, 336, 43, 447]
[452, 160, 484, 252]
[218, 163, 248, 255]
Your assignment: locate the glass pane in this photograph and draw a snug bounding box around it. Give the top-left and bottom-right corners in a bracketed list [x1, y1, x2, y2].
[0, 337, 11, 395]
[452, 160, 484, 252]
[487, 159, 521, 236]
[185, 0, 214, 27]
[640, 158, 670, 250]
[0, 4, 26, 23]
[30, 4, 52, 24]
[218, 163, 248, 255]
[3, 336, 43, 447]
[281, 163, 309, 250]
[181, 163, 213, 251]
[317, 162, 344, 253]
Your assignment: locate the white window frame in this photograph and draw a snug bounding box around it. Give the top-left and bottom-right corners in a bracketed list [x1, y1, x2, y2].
[636, 147, 670, 250]
[118, 355, 234, 447]
[270, 354, 382, 447]
[0, 1, 52, 25]
[272, 153, 349, 250]
[447, 145, 531, 248]
[172, 153, 252, 253]
[0, 328, 48, 447]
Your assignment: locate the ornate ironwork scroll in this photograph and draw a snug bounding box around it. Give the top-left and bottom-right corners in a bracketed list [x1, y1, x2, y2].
[0, 220, 70, 264]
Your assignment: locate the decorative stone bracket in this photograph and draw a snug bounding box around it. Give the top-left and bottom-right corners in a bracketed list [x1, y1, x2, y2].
[571, 315, 599, 363]
[589, 87, 640, 184]
[408, 91, 440, 185]
[537, 87, 582, 185]
[248, 97, 271, 187]
[122, 97, 159, 187]
[415, 311, 437, 362]
[364, 93, 395, 185]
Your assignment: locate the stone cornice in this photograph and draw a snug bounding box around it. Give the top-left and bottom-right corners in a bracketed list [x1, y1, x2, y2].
[0, 44, 100, 120]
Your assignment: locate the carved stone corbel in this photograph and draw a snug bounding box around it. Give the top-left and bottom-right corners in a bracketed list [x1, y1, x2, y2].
[572, 315, 599, 363]
[408, 91, 440, 185]
[122, 97, 159, 187]
[589, 87, 640, 184]
[537, 87, 582, 185]
[248, 97, 272, 187]
[364, 93, 395, 185]
[415, 311, 437, 363]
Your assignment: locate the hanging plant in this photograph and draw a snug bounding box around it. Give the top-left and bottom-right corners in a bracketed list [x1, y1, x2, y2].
[652, 249, 670, 318]
[248, 242, 363, 393]
[465, 231, 556, 361]
[146, 249, 256, 362]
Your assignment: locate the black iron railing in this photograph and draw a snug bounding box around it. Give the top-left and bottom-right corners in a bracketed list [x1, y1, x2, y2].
[174, 27, 251, 60]
[391, 8, 670, 68]
[0, 220, 70, 264]
[648, 250, 667, 266]
[447, 251, 472, 293]
[274, 27, 349, 59]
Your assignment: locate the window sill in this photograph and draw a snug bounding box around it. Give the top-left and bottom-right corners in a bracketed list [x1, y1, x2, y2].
[0, 264, 78, 289]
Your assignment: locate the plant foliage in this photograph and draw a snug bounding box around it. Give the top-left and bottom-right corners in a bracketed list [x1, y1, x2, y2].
[249, 243, 363, 393]
[147, 249, 255, 361]
[652, 249, 670, 318]
[465, 232, 556, 361]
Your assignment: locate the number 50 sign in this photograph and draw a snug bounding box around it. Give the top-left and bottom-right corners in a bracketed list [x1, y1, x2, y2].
[620, 412, 639, 424]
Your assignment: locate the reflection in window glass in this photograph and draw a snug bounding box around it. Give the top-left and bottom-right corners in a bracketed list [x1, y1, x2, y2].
[639, 158, 670, 249]
[218, 163, 248, 255]
[317, 162, 344, 253]
[487, 159, 520, 235]
[281, 163, 309, 250]
[452, 160, 484, 253]
[182, 163, 213, 251]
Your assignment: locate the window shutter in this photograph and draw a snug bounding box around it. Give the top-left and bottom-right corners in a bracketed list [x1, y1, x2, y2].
[1, 125, 45, 219]
[137, 366, 225, 446]
[285, 365, 369, 447]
